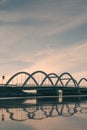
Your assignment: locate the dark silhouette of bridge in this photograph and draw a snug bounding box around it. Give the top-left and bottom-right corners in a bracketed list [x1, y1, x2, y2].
[0, 71, 87, 97]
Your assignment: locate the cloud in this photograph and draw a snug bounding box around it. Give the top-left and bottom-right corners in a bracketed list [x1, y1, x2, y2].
[0, 0, 87, 82]
[1, 40, 87, 82]
[20, 42, 87, 81]
[0, 0, 7, 5]
[0, 0, 87, 35]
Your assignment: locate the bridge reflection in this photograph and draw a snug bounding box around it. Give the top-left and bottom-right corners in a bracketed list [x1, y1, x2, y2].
[0, 96, 87, 121]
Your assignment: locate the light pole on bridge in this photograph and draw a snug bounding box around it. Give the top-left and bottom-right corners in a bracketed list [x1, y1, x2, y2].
[2, 76, 5, 85]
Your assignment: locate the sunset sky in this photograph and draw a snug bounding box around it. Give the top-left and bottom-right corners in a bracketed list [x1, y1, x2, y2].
[0, 0, 87, 81]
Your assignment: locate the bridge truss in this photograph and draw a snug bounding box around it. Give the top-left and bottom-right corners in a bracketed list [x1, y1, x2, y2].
[4, 71, 87, 88]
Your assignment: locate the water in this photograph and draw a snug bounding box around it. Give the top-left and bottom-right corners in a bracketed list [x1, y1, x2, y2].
[0, 96, 87, 130]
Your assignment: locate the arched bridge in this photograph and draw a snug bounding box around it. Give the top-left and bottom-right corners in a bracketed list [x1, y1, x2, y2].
[5, 70, 87, 87]
[1, 71, 87, 97]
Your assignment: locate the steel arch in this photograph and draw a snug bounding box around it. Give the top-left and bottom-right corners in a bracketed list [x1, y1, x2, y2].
[40, 73, 64, 86]
[5, 71, 39, 86]
[78, 78, 87, 87]
[65, 78, 77, 87]
[5, 71, 82, 88]
[23, 70, 54, 86]
[55, 72, 78, 87]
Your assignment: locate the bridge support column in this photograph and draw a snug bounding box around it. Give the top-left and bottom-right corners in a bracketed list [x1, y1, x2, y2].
[58, 90, 62, 102]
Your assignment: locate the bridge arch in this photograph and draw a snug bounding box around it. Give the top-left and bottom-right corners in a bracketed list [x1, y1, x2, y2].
[40, 73, 63, 86]
[5, 71, 81, 88]
[55, 72, 78, 87]
[65, 78, 77, 87]
[5, 71, 38, 86]
[23, 70, 54, 86]
[78, 78, 87, 87]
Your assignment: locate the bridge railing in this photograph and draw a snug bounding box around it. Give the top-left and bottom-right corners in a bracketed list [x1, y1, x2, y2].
[1, 83, 86, 88]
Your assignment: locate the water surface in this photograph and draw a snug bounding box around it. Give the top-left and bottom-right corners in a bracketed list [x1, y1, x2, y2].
[0, 96, 87, 130]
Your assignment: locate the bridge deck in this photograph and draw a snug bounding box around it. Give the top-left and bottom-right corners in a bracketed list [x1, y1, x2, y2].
[0, 85, 87, 97]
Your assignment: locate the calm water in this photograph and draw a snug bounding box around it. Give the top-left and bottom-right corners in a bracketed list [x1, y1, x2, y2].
[0, 96, 87, 130]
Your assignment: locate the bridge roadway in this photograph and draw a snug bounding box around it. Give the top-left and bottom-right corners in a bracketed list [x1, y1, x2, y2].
[6, 85, 87, 96]
[0, 85, 87, 97]
[15, 86, 86, 90]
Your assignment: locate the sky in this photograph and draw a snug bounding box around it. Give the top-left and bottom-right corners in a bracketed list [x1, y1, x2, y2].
[0, 0, 87, 81]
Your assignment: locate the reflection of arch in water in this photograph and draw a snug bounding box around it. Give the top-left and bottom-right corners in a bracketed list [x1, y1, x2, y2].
[80, 108, 87, 113]
[25, 106, 47, 120]
[62, 104, 77, 117]
[47, 104, 77, 117]
[1, 100, 87, 121]
[23, 105, 39, 119]
[40, 105, 54, 117]
[6, 108, 27, 121]
[24, 103, 78, 119]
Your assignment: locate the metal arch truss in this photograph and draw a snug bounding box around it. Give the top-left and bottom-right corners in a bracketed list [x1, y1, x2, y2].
[5, 71, 87, 88]
[78, 78, 87, 87]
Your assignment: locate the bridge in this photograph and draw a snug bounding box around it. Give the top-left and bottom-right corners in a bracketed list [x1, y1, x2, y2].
[0, 70, 87, 97]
